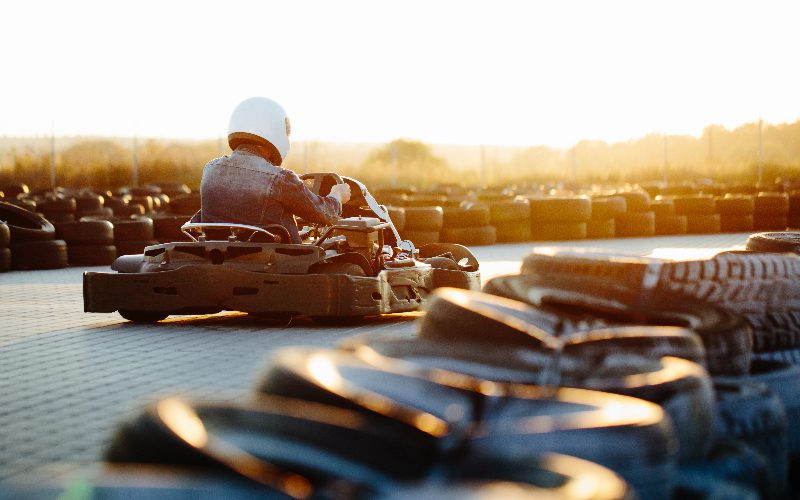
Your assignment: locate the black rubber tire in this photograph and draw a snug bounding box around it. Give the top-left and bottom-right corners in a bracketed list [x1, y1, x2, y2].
[41, 211, 75, 224]
[616, 191, 651, 212]
[754, 193, 790, 216]
[649, 199, 676, 217]
[403, 207, 444, 231]
[528, 197, 591, 224]
[488, 200, 530, 224]
[118, 310, 169, 322]
[493, 221, 533, 242]
[685, 214, 721, 234]
[109, 217, 155, 242]
[165, 194, 201, 215]
[10, 239, 69, 270]
[590, 196, 627, 220]
[753, 215, 789, 231]
[654, 214, 688, 235]
[716, 196, 755, 215]
[404, 194, 446, 207]
[720, 214, 755, 232]
[673, 439, 769, 500]
[113, 204, 146, 217]
[710, 380, 788, 498]
[35, 196, 76, 214]
[0, 247, 10, 272]
[586, 218, 616, 239]
[387, 206, 405, 232]
[0, 222, 9, 248]
[55, 220, 115, 245]
[442, 206, 491, 227]
[530, 222, 587, 241]
[153, 214, 191, 241]
[0, 200, 56, 242]
[746, 231, 800, 254]
[439, 225, 497, 246]
[614, 212, 655, 237]
[402, 229, 440, 245]
[672, 195, 717, 215]
[1, 182, 29, 198]
[129, 195, 154, 213]
[67, 244, 117, 266]
[418, 287, 561, 350]
[484, 273, 753, 376]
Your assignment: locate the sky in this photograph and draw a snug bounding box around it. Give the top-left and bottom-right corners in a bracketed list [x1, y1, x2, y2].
[1, 0, 799, 148]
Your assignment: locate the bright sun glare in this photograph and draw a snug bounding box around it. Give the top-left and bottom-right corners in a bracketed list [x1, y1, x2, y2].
[1, 0, 798, 147]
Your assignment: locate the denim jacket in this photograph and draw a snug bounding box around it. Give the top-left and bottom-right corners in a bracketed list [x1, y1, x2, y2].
[199, 148, 342, 243]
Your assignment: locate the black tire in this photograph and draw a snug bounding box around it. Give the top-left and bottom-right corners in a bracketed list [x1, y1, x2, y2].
[493, 221, 533, 242]
[110, 217, 155, 242]
[528, 197, 591, 224]
[10, 239, 69, 270]
[41, 211, 76, 224]
[113, 204, 146, 217]
[649, 199, 676, 217]
[55, 220, 115, 245]
[484, 273, 753, 376]
[443, 205, 491, 227]
[0, 222, 9, 247]
[0, 247, 10, 272]
[153, 214, 191, 241]
[710, 380, 788, 498]
[754, 193, 790, 216]
[654, 214, 688, 235]
[720, 214, 754, 232]
[168, 193, 202, 215]
[67, 244, 117, 266]
[617, 191, 651, 212]
[402, 229, 440, 245]
[119, 310, 169, 322]
[685, 214, 721, 234]
[488, 200, 530, 224]
[530, 222, 587, 241]
[35, 196, 76, 214]
[439, 225, 497, 246]
[716, 196, 755, 215]
[590, 196, 627, 220]
[672, 195, 717, 215]
[418, 287, 561, 350]
[746, 231, 800, 254]
[753, 215, 789, 231]
[0, 200, 56, 242]
[673, 438, 769, 500]
[74, 193, 104, 212]
[387, 206, 405, 232]
[586, 218, 615, 239]
[403, 206, 444, 231]
[614, 212, 655, 237]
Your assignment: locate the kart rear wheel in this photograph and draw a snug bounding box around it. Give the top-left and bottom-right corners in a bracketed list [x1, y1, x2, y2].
[119, 310, 169, 323]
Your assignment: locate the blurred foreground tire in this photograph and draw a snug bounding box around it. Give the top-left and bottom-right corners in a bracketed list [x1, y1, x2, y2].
[746, 231, 800, 254]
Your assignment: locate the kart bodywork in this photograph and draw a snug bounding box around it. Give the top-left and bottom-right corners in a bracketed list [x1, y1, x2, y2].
[84, 174, 480, 322]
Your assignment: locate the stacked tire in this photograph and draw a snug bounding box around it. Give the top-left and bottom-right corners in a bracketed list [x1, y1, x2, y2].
[0, 200, 68, 270]
[651, 198, 688, 235]
[669, 194, 720, 234]
[715, 195, 755, 232]
[402, 206, 443, 245]
[440, 205, 496, 246]
[55, 220, 116, 266]
[489, 198, 531, 242]
[0, 222, 10, 272]
[82, 215, 158, 256]
[614, 192, 655, 237]
[588, 196, 625, 239]
[528, 196, 591, 241]
[36, 194, 77, 224]
[754, 192, 790, 231]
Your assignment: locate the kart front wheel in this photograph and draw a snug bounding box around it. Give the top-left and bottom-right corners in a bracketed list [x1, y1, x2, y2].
[119, 310, 169, 323]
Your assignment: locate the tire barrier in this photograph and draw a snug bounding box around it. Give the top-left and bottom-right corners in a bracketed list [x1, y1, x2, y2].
[10, 239, 69, 270]
[0, 222, 9, 272]
[746, 231, 800, 254]
[0, 200, 56, 242]
[520, 247, 800, 369]
[615, 211, 655, 237]
[153, 214, 193, 243]
[440, 205, 497, 246]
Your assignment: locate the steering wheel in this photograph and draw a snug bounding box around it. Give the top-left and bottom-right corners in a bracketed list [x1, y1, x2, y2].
[298, 172, 347, 241]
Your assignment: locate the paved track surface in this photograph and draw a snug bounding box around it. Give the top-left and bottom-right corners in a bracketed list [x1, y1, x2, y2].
[0, 233, 750, 482]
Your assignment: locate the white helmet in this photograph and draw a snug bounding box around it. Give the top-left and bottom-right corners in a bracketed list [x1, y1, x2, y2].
[227, 97, 291, 165]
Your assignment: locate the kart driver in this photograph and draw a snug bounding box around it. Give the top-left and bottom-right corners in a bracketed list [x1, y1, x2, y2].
[196, 97, 351, 243]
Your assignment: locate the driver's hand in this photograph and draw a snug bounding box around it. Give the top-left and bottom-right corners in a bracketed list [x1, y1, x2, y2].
[329, 183, 351, 205]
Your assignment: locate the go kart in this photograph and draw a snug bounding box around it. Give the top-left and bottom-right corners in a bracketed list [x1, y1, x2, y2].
[83, 173, 481, 323]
